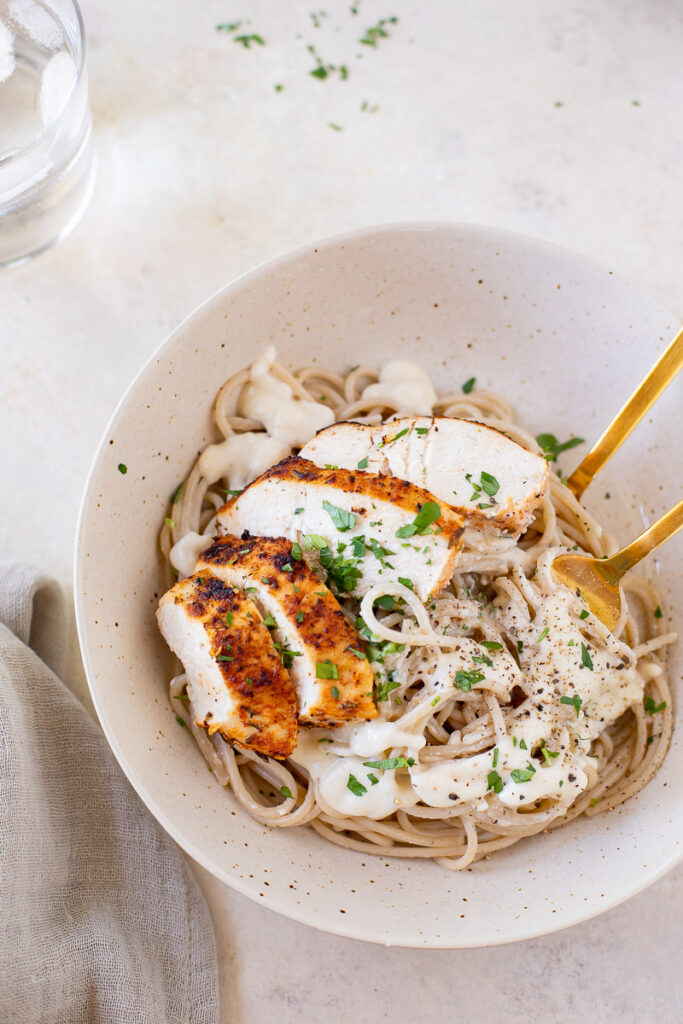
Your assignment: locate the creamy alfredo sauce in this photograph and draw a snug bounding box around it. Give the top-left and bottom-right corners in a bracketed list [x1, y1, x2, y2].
[292, 587, 643, 819]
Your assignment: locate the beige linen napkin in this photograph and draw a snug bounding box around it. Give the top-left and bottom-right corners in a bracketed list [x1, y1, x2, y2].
[0, 563, 220, 1024]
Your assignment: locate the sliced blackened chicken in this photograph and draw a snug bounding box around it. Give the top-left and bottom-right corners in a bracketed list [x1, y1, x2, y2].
[215, 456, 464, 601]
[157, 573, 298, 759]
[300, 417, 549, 534]
[197, 534, 377, 727]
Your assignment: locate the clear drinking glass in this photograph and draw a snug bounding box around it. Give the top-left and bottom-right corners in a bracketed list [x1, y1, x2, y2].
[0, 0, 94, 266]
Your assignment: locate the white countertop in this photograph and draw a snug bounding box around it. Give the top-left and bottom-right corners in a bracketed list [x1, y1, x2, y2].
[2, 1, 682, 1020]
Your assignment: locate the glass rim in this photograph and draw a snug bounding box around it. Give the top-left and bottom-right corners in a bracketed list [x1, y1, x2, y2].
[1, 0, 88, 167]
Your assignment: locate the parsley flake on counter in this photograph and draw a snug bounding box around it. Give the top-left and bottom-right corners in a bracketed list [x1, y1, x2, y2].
[654, 605, 663, 619]
[294, 507, 304, 515]
[462, 376, 476, 394]
[234, 33, 265, 48]
[117, 463, 127, 474]
[359, 16, 398, 47]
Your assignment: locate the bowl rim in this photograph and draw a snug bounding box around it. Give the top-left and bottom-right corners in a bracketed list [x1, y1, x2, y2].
[74, 220, 682, 947]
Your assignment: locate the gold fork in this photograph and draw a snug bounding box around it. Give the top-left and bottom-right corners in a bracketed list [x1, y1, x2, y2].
[551, 325, 683, 628]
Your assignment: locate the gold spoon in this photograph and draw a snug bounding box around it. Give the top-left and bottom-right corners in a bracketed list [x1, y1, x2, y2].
[566, 325, 683, 499]
[552, 325, 683, 628]
[552, 499, 683, 631]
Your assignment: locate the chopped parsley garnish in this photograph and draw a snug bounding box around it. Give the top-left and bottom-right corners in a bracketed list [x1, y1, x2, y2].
[480, 471, 500, 497]
[117, 463, 127, 474]
[323, 500, 356, 532]
[281, 563, 293, 573]
[280, 786, 293, 799]
[331, 685, 340, 700]
[291, 542, 303, 560]
[472, 653, 493, 667]
[316, 660, 339, 680]
[511, 766, 536, 783]
[487, 770, 503, 793]
[294, 507, 304, 515]
[263, 613, 276, 628]
[415, 426, 429, 435]
[517, 640, 524, 654]
[217, 655, 233, 662]
[303, 533, 327, 550]
[536, 432, 585, 462]
[560, 693, 583, 717]
[454, 668, 485, 691]
[462, 376, 476, 394]
[580, 642, 594, 670]
[357, 456, 369, 469]
[579, 609, 589, 619]
[224, 612, 233, 627]
[480, 640, 503, 651]
[380, 427, 410, 446]
[492, 747, 499, 768]
[375, 677, 401, 701]
[537, 626, 549, 643]
[644, 696, 667, 715]
[367, 773, 379, 785]
[654, 605, 663, 619]
[171, 482, 183, 503]
[351, 535, 366, 558]
[347, 774, 367, 796]
[296, 610, 304, 623]
[175, 693, 189, 702]
[375, 594, 395, 610]
[320, 546, 363, 593]
[359, 16, 398, 47]
[431, 696, 440, 706]
[362, 756, 414, 770]
[164, 517, 175, 529]
[216, 22, 240, 32]
[395, 501, 441, 538]
[519, 738, 528, 750]
[328, 122, 343, 131]
[317, 737, 334, 744]
[541, 746, 560, 766]
[175, 715, 186, 728]
[397, 576, 414, 590]
[234, 33, 265, 48]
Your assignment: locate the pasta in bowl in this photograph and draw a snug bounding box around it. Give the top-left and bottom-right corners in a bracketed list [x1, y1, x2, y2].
[156, 348, 674, 871]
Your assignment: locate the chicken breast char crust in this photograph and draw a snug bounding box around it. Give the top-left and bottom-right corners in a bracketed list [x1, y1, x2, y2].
[216, 456, 465, 602]
[198, 534, 377, 727]
[300, 417, 549, 534]
[157, 573, 298, 758]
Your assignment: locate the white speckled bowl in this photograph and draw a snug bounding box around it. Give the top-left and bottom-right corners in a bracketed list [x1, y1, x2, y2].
[75, 223, 682, 947]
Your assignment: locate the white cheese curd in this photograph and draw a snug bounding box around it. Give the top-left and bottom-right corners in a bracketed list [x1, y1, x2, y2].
[198, 433, 291, 490]
[361, 360, 437, 415]
[198, 347, 334, 490]
[238, 347, 334, 448]
[170, 531, 213, 577]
